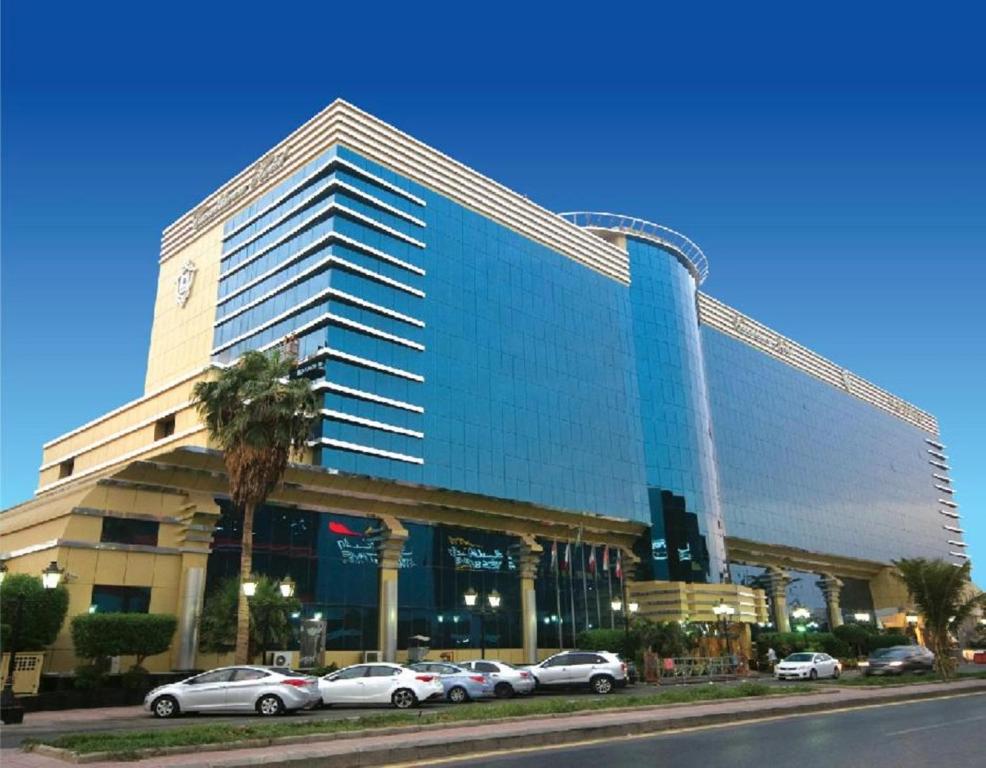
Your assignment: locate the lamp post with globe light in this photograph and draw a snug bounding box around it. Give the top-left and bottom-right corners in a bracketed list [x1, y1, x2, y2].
[1, 561, 65, 725]
[712, 600, 737, 656]
[464, 587, 502, 659]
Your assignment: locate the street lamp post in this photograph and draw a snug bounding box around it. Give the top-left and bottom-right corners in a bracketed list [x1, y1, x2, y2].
[1, 561, 65, 725]
[464, 587, 502, 659]
[791, 605, 811, 633]
[712, 599, 736, 656]
[610, 593, 638, 654]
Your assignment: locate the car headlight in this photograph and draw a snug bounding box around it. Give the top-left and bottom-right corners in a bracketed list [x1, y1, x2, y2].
[858, 662, 869, 667]
[888, 661, 903, 667]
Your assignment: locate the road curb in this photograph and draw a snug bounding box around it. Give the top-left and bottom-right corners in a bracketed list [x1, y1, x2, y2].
[26, 681, 986, 766]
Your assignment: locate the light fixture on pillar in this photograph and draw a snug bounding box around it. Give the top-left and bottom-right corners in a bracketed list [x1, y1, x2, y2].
[628, 602, 639, 614]
[487, 589, 501, 609]
[41, 561, 65, 590]
[463, 587, 478, 608]
[610, 598, 623, 612]
[279, 576, 296, 599]
[242, 574, 258, 597]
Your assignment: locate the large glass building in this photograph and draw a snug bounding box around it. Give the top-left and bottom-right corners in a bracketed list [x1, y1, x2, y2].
[0, 101, 966, 672]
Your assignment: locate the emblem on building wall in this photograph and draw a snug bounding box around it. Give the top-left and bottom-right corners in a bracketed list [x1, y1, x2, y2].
[175, 260, 198, 307]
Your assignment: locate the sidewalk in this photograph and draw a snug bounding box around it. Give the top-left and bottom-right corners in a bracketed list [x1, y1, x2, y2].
[7, 678, 986, 768]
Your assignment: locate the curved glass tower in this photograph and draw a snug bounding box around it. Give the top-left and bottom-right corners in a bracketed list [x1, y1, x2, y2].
[562, 214, 727, 583]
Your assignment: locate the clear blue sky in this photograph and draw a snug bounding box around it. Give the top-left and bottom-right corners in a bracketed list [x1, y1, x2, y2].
[2, 2, 983, 582]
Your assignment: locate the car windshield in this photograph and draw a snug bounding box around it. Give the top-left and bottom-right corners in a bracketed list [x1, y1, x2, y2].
[872, 648, 907, 659]
[785, 653, 814, 662]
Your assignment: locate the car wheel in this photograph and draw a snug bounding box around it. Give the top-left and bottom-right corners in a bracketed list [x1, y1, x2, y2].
[257, 694, 285, 716]
[833, 667, 841, 679]
[590, 675, 615, 695]
[392, 688, 418, 709]
[151, 695, 180, 719]
[809, 669, 818, 680]
[448, 686, 470, 704]
[494, 682, 514, 699]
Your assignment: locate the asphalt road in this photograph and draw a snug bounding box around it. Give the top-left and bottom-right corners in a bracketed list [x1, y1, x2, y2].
[446, 692, 986, 768]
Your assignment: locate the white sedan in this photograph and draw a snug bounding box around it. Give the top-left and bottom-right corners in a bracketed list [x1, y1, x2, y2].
[318, 663, 445, 709]
[774, 652, 842, 680]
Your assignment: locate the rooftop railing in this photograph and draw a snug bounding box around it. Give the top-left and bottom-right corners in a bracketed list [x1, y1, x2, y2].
[560, 211, 709, 284]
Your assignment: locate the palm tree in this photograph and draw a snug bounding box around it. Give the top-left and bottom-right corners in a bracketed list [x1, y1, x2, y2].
[194, 349, 316, 663]
[893, 558, 986, 679]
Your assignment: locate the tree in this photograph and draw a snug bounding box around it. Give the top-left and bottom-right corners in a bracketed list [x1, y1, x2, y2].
[633, 618, 696, 658]
[194, 349, 316, 664]
[893, 558, 986, 679]
[198, 577, 300, 662]
[0, 573, 69, 652]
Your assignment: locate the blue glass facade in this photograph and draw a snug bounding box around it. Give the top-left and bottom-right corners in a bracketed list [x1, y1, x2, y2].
[626, 238, 726, 583]
[213, 146, 650, 522]
[207, 134, 953, 600]
[703, 328, 952, 564]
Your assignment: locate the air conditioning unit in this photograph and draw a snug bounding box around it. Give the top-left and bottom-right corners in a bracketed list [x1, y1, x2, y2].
[265, 650, 298, 668]
[363, 650, 382, 663]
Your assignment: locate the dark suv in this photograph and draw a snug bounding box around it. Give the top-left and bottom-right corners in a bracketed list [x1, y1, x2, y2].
[861, 645, 935, 676]
[527, 651, 627, 694]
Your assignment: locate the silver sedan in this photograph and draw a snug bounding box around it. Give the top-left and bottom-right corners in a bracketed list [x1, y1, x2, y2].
[458, 660, 536, 697]
[144, 666, 319, 718]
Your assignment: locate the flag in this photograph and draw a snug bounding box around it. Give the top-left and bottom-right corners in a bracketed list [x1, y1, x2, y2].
[615, 549, 623, 581]
[602, 546, 610, 572]
[587, 546, 597, 575]
[550, 541, 558, 572]
[561, 542, 571, 572]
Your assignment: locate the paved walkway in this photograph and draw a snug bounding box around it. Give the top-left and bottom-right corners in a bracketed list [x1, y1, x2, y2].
[4, 679, 985, 768]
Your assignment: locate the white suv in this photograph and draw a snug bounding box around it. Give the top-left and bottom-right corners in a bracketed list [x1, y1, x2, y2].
[528, 651, 627, 694]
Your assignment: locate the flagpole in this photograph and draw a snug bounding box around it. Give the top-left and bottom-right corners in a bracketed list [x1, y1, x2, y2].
[580, 542, 590, 630]
[553, 542, 563, 650]
[593, 549, 602, 629]
[567, 543, 577, 646]
[607, 547, 615, 629]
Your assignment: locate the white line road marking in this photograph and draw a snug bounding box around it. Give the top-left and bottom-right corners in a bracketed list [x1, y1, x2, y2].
[886, 713, 986, 736]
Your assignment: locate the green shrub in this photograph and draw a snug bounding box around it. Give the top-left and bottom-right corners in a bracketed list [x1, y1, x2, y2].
[0, 573, 69, 652]
[576, 628, 634, 658]
[73, 659, 110, 690]
[71, 613, 178, 670]
[833, 624, 910, 657]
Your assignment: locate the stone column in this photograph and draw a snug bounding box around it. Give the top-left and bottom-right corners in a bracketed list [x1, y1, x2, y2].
[174, 495, 221, 671]
[375, 517, 408, 663]
[817, 574, 844, 629]
[513, 536, 543, 665]
[765, 568, 791, 633]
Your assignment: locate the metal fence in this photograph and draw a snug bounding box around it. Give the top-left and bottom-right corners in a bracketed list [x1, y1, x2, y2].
[658, 656, 741, 680]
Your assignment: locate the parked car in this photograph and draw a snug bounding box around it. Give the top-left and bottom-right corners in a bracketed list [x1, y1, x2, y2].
[407, 662, 493, 702]
[458, 660, 536, 698]
[526, 651, 628, 694]
[145, 665, 319, 718]
[318, 663, 444, 709]
[774, 652, 841, 681]
[859, 645, 935, 676]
